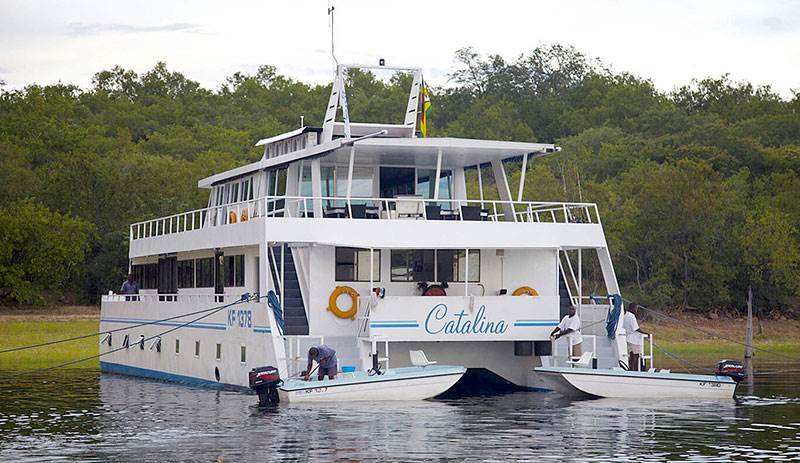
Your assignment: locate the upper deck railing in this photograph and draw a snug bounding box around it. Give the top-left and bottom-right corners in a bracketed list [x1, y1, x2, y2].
[129, 195, 601, 241]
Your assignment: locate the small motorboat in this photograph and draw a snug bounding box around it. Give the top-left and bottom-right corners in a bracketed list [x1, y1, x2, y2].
[249, 364, 466, 405]
[535, 360, 745, 400]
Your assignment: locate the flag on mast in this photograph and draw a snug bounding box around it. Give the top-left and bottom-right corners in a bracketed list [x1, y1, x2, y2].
[419, 82, 431, 137]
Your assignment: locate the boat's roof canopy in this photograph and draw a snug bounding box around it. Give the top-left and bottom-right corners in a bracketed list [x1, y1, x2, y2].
[199, 133, 558, 188]
[254, 126, 319, 147]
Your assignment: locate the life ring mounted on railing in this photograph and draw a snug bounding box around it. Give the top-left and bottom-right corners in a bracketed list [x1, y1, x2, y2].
[512, 286, 539, 296]
[328, 286, 359, 319]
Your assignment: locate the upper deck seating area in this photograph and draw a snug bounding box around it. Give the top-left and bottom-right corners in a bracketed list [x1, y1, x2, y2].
[129, 195, 601, 241]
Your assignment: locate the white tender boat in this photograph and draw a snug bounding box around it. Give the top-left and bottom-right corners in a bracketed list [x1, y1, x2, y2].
[535, 366, 739, 400]
[278, 365, 466, 403]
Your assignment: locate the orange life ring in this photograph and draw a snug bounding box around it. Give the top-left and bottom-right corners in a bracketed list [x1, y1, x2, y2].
[512, 286, 539, 296]
[328, 286, 359, 319]
[228, 210, 238, 224]
[240, 208, 249, 222]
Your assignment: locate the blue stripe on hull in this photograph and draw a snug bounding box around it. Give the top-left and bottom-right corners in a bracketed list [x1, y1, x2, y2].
[100, 361, 250, 392]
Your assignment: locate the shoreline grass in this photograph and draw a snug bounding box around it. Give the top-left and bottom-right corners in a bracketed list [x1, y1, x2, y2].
[0, 319, 100, 370]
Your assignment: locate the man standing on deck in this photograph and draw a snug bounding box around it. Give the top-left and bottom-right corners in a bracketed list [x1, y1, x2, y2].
[120, 274, 139, 297]
[624, 303, 650, 371]
[304, 345, 338, 381]
[550, 304, 583, 358]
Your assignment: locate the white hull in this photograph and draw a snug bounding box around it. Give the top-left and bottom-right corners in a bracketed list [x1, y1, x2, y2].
[536, 367, 737, 400]
[279, 366, 465, 403]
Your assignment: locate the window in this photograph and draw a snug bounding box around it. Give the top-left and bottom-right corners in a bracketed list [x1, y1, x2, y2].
[390, 250, 480, 282]
[175, 339, 180, 354]
[131, 263, 158, 290]
[416, 169, 436, 199]
[415, 169, 452, 201]
[231, 182, 239, 204]
[194, 340, 200, 357]
[337, 166, 374, 197]
[195, 257, 215, 288]
[391, 250, 434, 282]
[122, 334, 130, 348]
[177, 259, 195, 288]
[225, 255, 245, 287]
[453, 250, 481, 282]
[216, 343, 222, 361]
[321, 166, 375, 199]
[336, 248, 380, 282]
[240, 345, 247, 363]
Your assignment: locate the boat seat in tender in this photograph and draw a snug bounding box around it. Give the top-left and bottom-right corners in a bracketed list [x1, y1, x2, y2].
[410, 350, 437, 367]
[566, 352, 593, 368]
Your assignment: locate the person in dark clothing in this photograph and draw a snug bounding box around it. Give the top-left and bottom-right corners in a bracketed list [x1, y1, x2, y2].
[304, 345, 338, 381]
[120, 274, 139, 294]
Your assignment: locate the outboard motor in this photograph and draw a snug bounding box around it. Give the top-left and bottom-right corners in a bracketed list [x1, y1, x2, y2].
[249, 366, 282, 406]
[715, 359, 746, 382]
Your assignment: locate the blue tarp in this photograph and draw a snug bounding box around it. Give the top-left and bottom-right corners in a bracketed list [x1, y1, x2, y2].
[606, 294, 622, 339]
[267, 290, 284, 335]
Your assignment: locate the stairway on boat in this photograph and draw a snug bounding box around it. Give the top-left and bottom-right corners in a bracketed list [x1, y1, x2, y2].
[269, 246, 309, 335]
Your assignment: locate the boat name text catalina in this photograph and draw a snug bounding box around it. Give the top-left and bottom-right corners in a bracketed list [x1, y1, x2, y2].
[424, 304, 507, 335]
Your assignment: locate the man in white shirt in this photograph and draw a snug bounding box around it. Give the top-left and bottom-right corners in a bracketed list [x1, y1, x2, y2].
[623, 302, 650, 371]
[551, 305, 583, 358]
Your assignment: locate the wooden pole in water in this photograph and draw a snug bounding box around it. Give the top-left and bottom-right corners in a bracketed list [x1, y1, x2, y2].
[745, 285, 754, 393]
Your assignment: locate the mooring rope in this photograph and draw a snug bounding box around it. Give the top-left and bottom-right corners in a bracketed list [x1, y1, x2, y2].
[0, 293, 261, 379]
[0, 295, 260, 355]
[650, 341, 704, 374]
[627, 299, 800, 363]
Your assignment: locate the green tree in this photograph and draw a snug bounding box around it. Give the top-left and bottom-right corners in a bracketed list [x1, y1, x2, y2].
[0, 200, 93, 304]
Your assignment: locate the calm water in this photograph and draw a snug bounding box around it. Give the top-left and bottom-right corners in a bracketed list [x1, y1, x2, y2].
[1, 368, 799, 462]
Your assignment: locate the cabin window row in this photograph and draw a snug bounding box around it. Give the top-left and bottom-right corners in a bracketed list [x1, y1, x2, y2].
[299, 166, 454, 200]
[131, 255, 245, 290]
[212, 176, 255, 207]
[174, 339, 246, 363]
[334, 248, 480, 283]
[113, 336, 248, 364]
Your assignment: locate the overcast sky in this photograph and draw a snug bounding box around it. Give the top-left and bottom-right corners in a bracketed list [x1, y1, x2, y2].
[1, 0, 798, 98]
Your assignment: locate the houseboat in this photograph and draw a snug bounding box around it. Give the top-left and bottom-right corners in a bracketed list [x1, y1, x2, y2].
[99, 64, 629, 393]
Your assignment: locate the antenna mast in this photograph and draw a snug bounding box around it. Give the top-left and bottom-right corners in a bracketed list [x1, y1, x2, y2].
[328, 1, 338, 68]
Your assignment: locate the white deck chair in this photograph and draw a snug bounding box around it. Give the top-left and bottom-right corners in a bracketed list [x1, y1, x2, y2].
[566, 351, 593, 368]
[395, 196, 424, 219]
[409, 350, 437, 367]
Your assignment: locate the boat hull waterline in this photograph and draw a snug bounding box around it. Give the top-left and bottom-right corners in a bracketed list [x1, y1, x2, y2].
[279, 365, 466, 403]
[535, 367, 737, 399]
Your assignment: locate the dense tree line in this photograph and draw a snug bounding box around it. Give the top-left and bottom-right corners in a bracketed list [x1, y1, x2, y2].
[1, 45, 798, 314]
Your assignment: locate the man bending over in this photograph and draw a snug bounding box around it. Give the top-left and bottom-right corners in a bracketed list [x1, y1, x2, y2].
[304, 345, 338, 381]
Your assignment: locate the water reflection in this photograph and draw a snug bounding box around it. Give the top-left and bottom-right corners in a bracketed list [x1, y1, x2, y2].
[1, 369, 798, 461]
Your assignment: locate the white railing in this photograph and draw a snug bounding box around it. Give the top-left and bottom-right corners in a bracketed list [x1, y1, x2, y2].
[553, 334, 598, 367]
[102, 293, 240, 304]
[130, 195, 601, 241]
[619, 333, 655, 371]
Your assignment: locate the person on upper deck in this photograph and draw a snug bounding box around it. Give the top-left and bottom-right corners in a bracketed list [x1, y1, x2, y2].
[304, 345, 338, 381]
[623, 302, 650, 371]
[550, 304, 583, 358]
[120, 274, 139, 295]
